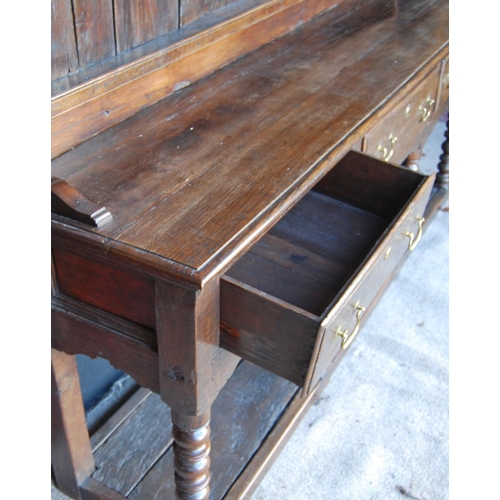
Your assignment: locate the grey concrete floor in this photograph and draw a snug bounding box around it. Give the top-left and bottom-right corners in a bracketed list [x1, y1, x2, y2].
[250, 119, 449, 500]
[52, 119, 449, 500]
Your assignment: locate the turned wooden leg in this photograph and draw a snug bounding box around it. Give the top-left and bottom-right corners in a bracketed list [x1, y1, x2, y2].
[51, 349, 95, 499]
[436, 118, 449, 189]
[403, 150, 422, 171]
[172, 410, 211, 500]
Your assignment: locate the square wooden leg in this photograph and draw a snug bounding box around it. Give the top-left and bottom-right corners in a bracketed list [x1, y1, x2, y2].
[52, 349, 95, 499]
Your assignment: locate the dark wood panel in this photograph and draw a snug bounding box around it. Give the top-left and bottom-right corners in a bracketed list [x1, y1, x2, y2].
[224, 189, 389, 316]
[248, 233, 352, 289]
[73, 0, 116, 68]
[51, 220, 201, 288]
[268, 191, 388, 273]
[312, 150, 425, 219]
[114, 0, 178, 52]
[51, 0, 79, 80]
[226, 251, 335, 316]
[51, 297, 160, 393]
[53, 248, 156, 329]
[220, 276, 319, 387]
[127, 361, 297, 500]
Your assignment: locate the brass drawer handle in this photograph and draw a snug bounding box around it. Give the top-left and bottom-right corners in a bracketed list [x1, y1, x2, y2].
[377, 133, 397, 162]
[336, 304, 366, 350]
[418, 98, 435, 122]
[405, 216, 425, 251]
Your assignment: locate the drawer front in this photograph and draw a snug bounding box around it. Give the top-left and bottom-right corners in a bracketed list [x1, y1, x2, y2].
[365, 65, 441, 164]
[303, 177, 433, 393]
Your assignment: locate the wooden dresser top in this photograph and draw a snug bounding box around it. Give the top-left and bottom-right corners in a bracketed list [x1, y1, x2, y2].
[52, 0, 448, 285]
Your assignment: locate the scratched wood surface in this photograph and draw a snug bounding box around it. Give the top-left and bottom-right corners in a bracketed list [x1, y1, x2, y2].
[51, 0, 448, 281]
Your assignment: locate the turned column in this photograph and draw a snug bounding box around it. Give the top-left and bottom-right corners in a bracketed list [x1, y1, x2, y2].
[172, 411, 211, 500]
[436, 119, 449, 189]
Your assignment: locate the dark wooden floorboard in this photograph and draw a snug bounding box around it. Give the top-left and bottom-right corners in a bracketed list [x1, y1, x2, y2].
[91, 394, 173, 497]
[90, 388, 152, 452]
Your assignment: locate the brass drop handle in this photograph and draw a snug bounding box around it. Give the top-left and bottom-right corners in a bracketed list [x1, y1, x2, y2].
[377, 133, 397, 162]
[418, 98, 435, 122]
[405, 216, 425, 251]
[336, 304, 366, 350]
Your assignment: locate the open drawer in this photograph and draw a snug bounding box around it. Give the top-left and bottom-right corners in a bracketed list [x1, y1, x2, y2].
[220, 151, 435, 395]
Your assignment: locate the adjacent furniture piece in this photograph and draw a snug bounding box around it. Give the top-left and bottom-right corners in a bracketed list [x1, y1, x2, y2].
[51, 0, 449, 498]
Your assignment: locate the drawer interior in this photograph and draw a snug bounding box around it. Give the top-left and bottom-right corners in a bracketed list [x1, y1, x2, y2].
[220, 151, 429, 390]
[224, 151, 425, 319]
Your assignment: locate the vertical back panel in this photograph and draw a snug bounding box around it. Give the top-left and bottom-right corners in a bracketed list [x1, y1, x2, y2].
[51, 0, 79, 80]
[114, 0, 179, 53]
[73, 0, 116, 67]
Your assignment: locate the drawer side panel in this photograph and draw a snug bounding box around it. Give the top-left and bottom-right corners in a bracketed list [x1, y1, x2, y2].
[220, 277, 320, 387]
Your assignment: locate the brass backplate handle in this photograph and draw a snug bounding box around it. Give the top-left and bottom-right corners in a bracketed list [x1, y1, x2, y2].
[405, 215, 425, 251]
[336, 304, 366, 350]
[418, 97, 435, 122]
[377, 133, 397, 162]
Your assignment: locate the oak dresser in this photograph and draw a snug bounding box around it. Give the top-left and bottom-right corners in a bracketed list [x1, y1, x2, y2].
[51, 0, 449, 498]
